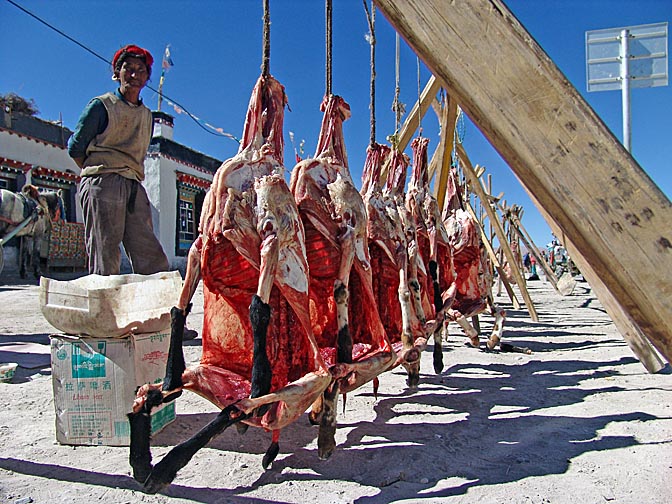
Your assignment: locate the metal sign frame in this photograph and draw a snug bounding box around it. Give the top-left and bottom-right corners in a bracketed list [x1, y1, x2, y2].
[586, 22, 668, 151]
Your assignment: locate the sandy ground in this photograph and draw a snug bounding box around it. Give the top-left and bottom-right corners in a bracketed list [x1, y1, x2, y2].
[0, 269, 670, 504]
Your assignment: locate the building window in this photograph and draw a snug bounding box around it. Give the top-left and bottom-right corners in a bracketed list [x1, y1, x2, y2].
[178, 190, 196, 252]
[0, 167, 19, 192]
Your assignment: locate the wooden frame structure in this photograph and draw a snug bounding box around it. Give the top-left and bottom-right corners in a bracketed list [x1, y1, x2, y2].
[375, 0, 672, 365]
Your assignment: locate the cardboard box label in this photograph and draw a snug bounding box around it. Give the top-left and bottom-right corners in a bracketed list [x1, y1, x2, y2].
[51, 332, 175, 446]
[71, 341, 108, 378]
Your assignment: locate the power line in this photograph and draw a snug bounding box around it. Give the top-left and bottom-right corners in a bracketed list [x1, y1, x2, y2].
[5, 0, 239, 143]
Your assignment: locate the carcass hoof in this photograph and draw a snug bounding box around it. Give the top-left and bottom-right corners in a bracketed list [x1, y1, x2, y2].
[468, 335, 480, 349]
[406, 368, 420, 389]
[143, 465, 175, 495]
[433, 345, 444, 375]
[308, 410, 322, 426]
[262, 441, 280, 469]
[317, 422, 336, 460]
[162, 390, 182, 404]
[146, 388, 165, 408]
[486, 335, 501, 351]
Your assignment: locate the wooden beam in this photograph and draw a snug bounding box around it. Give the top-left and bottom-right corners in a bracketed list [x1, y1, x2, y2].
[396, 75, 442, 152]
[382, 76, 442, 184]
[458, 144, 537, 321]
[535, 202, 666, 373]
[375, 0, 672, 363]
[434, 96, 459, 210]
[426, 98, 445, 184]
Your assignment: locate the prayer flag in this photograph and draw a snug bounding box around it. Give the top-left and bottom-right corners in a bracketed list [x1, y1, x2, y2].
[162, 45, 174, 70]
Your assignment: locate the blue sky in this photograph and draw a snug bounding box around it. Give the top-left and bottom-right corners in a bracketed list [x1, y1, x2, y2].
[2, 0, 670, 249]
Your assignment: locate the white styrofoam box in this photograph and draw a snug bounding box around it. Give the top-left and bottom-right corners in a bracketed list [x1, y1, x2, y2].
[40, 271, 182, 337]
[51, 331, 175, 446]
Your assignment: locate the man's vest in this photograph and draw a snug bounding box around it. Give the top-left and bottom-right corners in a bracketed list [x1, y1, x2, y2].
[80, 92, 152, 182]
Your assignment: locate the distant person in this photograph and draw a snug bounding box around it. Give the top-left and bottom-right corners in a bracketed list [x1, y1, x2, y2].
[68, 44, 169, 276]
[528, 254, 539, 281]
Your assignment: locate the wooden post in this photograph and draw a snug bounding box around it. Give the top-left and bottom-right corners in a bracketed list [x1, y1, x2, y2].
[375, 0, 672, 363]
[433, 95, 459, 210]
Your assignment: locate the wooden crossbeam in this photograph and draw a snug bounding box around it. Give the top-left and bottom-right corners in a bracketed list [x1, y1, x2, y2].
[396, 75, 442, 152]
[375, 0, 672, 363]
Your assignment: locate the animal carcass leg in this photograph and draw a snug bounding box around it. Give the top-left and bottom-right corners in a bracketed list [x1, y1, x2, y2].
[317, 224, 356, 459]
[128, 388, 163, 484]
[407, 240, 427, 325]
[335, 224, 356, 364]
[317, 379, 340, 460]
[250, 233, 279, 406]
[428, 248, 445, 375]
[398, 265, 421, 388]
[163, 241, 201, 394]
[142, 404, 250, 494]
[486, 303, 506, 350]
[456, 315, 480, 348]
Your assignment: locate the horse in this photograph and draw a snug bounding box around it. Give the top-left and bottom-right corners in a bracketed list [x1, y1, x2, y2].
[0, 184, 64, 280]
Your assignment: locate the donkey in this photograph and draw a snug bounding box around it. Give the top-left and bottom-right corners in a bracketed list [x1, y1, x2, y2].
[0, 184, 63, 279]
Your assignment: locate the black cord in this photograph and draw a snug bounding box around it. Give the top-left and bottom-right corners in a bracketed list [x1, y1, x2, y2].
[5, 0, 238, 142]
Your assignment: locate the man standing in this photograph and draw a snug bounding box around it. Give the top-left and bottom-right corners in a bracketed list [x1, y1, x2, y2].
[68, 44, 169, 276]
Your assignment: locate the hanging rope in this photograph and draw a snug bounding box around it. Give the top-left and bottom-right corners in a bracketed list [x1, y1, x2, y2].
[392, 33, 404, 137]
[261, 0, 271, 77]
[416, 56, 423, 137]
[389, 33, 407, 149]
[363, 0, 376, 146]
[325, 0, 333, 96]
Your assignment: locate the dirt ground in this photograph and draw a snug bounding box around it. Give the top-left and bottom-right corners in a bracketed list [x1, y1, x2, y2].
[0, 269, 670, 504]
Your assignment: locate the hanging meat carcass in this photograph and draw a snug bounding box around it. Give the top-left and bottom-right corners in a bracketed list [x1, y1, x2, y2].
[128, 74, 331, 493]
[361, 143, 430, 387]
[290, 95, 395, 459]
[405, 136, 457, 374]
[443, 165, 506, 350]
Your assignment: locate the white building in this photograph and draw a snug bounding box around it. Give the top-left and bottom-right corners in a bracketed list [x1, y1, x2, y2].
[0, 108, 220, 273]
[144, 111, 219, 271]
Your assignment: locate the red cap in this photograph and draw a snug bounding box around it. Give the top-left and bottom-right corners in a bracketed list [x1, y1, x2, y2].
[112, 44, 154, 69]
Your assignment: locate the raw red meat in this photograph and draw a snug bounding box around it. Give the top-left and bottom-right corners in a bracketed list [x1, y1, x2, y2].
[362, 143, 428, 387]
[443, 166, 505, 350]
[128, 75, 330, 492]
[290, 95, 395, 458]
[405, 136, 457, 373]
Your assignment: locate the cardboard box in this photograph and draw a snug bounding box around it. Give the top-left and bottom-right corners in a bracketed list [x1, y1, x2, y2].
[51, 331, 176, 446]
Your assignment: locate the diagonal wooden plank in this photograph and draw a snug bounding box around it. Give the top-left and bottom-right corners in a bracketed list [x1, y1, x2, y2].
[396, 75, 441, 153]
[535, 198, 665, 374]
[375, 0, 672, 363]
